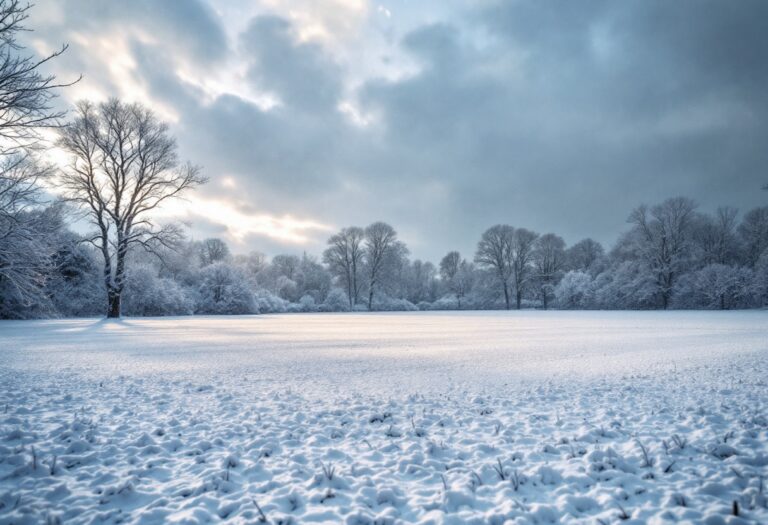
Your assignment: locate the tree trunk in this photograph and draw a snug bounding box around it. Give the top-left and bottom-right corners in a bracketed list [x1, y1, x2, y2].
[503, 282, 510, 310]
[368, 285, 374, 311]
[542, 290, 548, 310]
[516, 291, 522, 310]
[346, 271, 353, 310]
[107, 292, 121, 318]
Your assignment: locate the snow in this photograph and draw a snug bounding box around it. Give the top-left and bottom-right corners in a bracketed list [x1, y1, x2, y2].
[1, 311, 767, 524]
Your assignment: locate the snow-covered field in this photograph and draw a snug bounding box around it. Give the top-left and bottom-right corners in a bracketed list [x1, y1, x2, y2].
[1, 311, 767, 524]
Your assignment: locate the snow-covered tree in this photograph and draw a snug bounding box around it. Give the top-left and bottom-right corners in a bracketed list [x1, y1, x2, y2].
[532, 233, 566, 309]
[474, 225, 515, 309]
[0, 162, 60, 316]
[694, 207, 740, 266]
[58, 99, 206, 318]
[674, 264, 756, 310]
[123, 264, 193, 316]
[738, 206, 768, 267]
[554, 270, 594, 309]
[46, 234, 104, 317]
[510, 228, 539, 309]
[566, 238, 604, 273]
[323, 287, 350, 312]
[323, 226, 365, 309]
[592, 261, 659, 309]
[197, 238, 231, 267]
[363, 222, 405, 310]
[0, 1, 75, 318]
[196, 262, 257, 315]
[439, 251, 474, 308]
[626, 197, 698, 309]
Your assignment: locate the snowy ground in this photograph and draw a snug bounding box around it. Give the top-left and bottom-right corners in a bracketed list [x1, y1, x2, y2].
[1, 311, 767, 524]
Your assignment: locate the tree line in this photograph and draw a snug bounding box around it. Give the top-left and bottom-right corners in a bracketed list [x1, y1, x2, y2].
[4, 190, 767, 318]
[1, 1, 767, 319]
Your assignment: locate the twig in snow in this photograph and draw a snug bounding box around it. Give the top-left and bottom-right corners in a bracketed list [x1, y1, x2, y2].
[671, 434, 687, 450]
[636, 439, 654, 468]
[510, 469, 522, 491]
[252, 498, 268, 523]
[616, 501, 630, 520]
[321, 462, 335, 481]
[492, 458, 506, 481]
[471, 470, 483, 488]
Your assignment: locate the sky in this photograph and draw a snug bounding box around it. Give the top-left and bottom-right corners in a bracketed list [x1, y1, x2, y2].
[25, 0, 768, 262]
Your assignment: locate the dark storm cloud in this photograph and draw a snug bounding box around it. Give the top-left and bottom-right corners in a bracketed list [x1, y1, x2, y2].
[30, 0, 768, 260]
[241, 16, 343, 112]
[354, 0, 768, 257]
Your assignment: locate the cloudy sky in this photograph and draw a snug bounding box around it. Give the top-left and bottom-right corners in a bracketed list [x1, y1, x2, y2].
[26, 0, 768, 261]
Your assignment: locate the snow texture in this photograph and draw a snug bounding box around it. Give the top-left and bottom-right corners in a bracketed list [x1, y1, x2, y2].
[1, 311, 767, 524]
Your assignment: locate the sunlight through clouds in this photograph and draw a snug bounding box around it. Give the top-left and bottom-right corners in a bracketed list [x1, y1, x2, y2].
[155, 195, 332, 244]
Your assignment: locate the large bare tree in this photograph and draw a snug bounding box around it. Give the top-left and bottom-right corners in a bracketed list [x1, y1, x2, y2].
[628, 196, 698, 309]
[532, 233, 565, 310]
[474, 224, 515, 309]
[0, 0, 76, 310]
[58, 99, 205, 318]
[323, 226, 365, 309]
[510, 228, 539, 310]
[363, 221, 402, 310]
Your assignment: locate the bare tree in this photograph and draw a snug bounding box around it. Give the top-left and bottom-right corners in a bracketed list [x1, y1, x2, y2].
[439, 251, 461, 282]
[0, 157, 60, 310]
[738, 206, 768, 267]
[453, 259, 475, 309]
[695, 207, 739, 266]
[0, 0, 75, 311]
[363, 221, 403, 310]
[323, 226, 365, 309]
[566, 238, 604, 272]
[58, 99, 206, 318]
[628, 197, 698, 309]
[474, 225, 515, 309]
[533, 233, 566, 309]
[271, 254, 301, 280]
[0, 0, 78, 150]
[234, 250, 267, 276]
[439, 251, 474, 308]
[510, 228, 539, 309]
[197, 238, 230, 267]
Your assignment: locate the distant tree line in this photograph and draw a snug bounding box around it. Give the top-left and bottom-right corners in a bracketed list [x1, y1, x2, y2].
[3, 192, 767, 319]
[1, 1, 767, 319]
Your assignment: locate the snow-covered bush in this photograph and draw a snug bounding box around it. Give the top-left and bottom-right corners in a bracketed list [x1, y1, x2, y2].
[554, 271, 594, 309]
[592, 261, 658, 309]
[430, 295, 459, 310]
[254, 289, 289, 313]
[196, 262, 257, 315]
[322, 288, 349, 312]
[123, 265, 193, 316]
[673, 264, 756, 309]
[46, 241, 104, 317]
[298, 294, 317, 312]
[372, 294, 418, 311]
